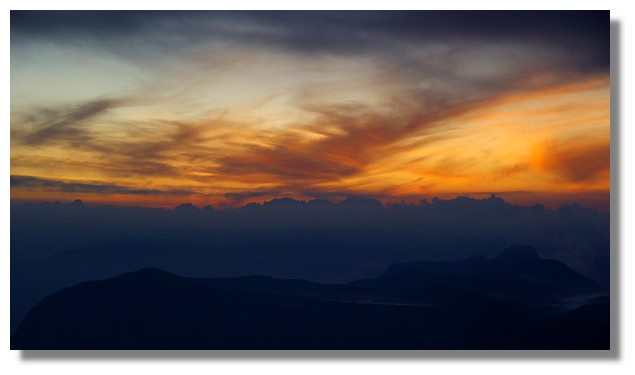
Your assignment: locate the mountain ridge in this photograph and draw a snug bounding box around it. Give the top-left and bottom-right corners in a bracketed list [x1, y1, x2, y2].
[11, 246, 609, 350]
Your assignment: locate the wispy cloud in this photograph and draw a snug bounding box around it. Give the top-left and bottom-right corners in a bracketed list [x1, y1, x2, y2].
[543, 141, 610, 184]
[10, 11, 610, 207]
[11, 11, 609, 75]
[12, 99, 120, 146]
[223, 191, 281, 199]
[10, 175, 196, 196]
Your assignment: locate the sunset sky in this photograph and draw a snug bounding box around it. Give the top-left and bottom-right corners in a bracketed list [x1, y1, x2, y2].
[10, 11, 610, 210]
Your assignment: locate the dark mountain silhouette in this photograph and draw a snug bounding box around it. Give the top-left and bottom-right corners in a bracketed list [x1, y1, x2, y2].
[263, 197, 306, 207]
[10, 194, 610, 336]
[174, 202, 198, 212]
[11, 246, 609, 350]
[354, 245, 605, 305]
[340, 196, 383, 207]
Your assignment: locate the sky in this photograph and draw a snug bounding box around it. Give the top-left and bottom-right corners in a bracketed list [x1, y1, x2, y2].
[10, 11, 610, 210]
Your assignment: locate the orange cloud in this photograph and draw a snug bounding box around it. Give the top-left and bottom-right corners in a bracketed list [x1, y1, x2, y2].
[11, 70, 610, 210]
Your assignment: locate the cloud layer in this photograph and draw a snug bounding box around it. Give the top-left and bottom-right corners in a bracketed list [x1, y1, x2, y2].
[10, 11, 610, 209]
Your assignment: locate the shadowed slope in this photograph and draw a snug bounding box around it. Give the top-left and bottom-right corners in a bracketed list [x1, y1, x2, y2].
[355, 245, 606, 303]
[11, 247, 609, 350]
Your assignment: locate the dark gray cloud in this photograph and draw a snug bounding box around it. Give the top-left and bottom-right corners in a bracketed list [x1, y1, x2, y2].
[12, 101, 216, 179]
[10, 175, 195, 196]
[11, 11, 609, 73]
[12, 99, 119, 146]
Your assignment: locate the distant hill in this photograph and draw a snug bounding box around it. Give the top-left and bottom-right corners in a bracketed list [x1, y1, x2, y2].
[11, 246, 609, 350]
[353, 245, 605, 304]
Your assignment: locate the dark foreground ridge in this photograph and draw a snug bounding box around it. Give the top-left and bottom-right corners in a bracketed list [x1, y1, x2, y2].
[11, 246, 609, 350]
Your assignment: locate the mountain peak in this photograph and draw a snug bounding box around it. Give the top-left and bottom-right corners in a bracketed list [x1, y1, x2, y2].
[494, 245, 541, 263]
